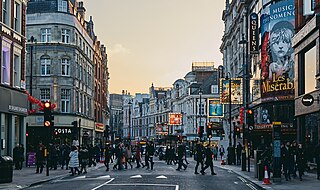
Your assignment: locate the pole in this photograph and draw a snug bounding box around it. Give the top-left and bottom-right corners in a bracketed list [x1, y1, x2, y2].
[199, 92, 202, 142]
[29, 42, 33, 110]
[78, 119, 81, 145]
[227, 73, 234, 165]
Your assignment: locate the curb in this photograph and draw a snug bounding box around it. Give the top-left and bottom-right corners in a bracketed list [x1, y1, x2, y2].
[215, 164, 269, 190]
[24, 164, 105, 189]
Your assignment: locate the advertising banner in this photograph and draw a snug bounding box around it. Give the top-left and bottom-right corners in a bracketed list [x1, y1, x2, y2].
[207, 99, 224, 117]
[220, 78, 243, 104]
[260, 0, 295, 102]
[249, 13, 259, 54]
[169, 113, 182, 125]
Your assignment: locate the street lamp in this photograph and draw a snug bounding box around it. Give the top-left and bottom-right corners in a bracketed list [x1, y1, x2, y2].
[27, 36, 36, 111]
[199, 88, 203, 142]
[225, 72, 234, 165]
[239, 33, 249, 171]
[128, 100, 132, 143]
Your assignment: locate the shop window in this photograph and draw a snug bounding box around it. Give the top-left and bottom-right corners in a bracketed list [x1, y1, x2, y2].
[304, 45, 317, 94]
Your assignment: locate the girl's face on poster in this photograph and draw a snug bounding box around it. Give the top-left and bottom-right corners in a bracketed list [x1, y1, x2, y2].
[270, 28, 293, 59]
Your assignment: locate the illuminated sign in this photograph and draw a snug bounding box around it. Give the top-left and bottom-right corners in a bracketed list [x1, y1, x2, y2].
[250, 13, 259, 54]
[169, 113, 182, 125]
[220, 78, 243, 104]
[207, 99, 224, 117]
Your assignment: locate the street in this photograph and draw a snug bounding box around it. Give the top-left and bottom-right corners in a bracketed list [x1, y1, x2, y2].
[24, 158, 263, 190]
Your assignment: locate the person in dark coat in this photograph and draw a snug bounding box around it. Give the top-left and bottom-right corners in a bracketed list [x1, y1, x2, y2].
[146, 141, 155, 170]
[176, 143, 187, 171]
[104, 145, 112, 171]
[200, 144, 217, 175]
[219, 145, 225, 160]
[35, 142, 45, 174]
[281, 142, 291, 181]
[236, 142, 243, 165]
[296, 144, 306, 181]
[79, 146, 89, 174]
[13, 144, 21, 170]
[194, 143, 204, 174]
[315, 140, 320, 180]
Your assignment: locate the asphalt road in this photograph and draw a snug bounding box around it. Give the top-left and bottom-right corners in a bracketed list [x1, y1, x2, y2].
[24, 158, 263, 190]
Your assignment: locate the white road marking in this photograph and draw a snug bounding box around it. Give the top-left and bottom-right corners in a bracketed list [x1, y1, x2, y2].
[234, 182, 239, 184]
[97, 175, 111, 179]
[238, 176, 247, 183]
[106, 183, 178, 188]
[246, 183, 257, 190]
[156, 175, 167, 179]
[90, 178, 115, 190]
[228, 170, 233, 173]
[130, 175, 142, 179]
[75, 175, 86, 179]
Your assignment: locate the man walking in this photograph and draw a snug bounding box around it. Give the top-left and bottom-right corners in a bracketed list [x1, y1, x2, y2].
[35, 142, 45, 174]
[194, 143, 204, 174]
[176, 143, 187, 171]
[201, 144, 217, 175]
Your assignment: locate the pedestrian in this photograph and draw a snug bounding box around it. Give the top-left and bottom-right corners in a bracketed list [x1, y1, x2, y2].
[315, 140, 320, 180]
[61, 144, 70, 170]
[135, 145, 144, 168]
[296, 144, 306, 181]
[79, 146, 89, 174]
[113, 143, 124, 170]
[213, 145, 218, 161]
[219, 145, 225, 160]
[176, 143, 187, 171]
[281, 142, 291, 181]
[13, 144, 20, 170]
[104, 144, 112, 171]
[146, 141, 155, 170]
[35, 142, 45, 174]
[183, 144, 189, 165]
[194, 143, 204, 174]
[69, 145, 80, 176]
[18, 144, 25, 170]
[201, 144, 217, 175]
[236, 142, 242, 165]
[124, 144, 133, 169]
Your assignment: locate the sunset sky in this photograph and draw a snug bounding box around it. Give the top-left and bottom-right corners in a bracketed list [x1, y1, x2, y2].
[82, 0, 225, 94]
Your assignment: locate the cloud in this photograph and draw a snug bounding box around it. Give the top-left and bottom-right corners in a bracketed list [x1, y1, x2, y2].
[108, 44, 131, 55]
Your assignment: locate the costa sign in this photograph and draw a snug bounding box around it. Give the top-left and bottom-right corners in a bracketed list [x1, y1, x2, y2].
[54, 128, 72, 134]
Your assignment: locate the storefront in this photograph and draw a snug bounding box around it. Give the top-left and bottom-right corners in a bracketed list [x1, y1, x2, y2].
[0, 87, 28, 156]
[94, 123, 104, 146]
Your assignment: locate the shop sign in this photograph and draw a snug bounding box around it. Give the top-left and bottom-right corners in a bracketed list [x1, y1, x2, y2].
[301, 94, 314, 106]
[54, 128, 72, 134]
[250, 13, 259, 54]
[95, 124, 104, 132]
[8, 105, 28, 114]
[169, 113, 182, 125]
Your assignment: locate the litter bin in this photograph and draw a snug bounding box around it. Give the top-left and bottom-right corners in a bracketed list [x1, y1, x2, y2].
[254, 150, 263, 178]
[0, 156, 13, 183]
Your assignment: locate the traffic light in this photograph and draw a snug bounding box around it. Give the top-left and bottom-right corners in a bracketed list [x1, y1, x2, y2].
[247, 109, 254, 132]
[43, 101, 53, 127]
[239, 107, 244, 125]
[104, 125, 110, 137]
[207, 123, 213, 138]
[198, 126, 204, 138]
[235, 126, 240, 137]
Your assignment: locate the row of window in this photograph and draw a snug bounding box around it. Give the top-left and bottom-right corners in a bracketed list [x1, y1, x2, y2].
[40, 58, 70, 76]
[41, 28, 92, 59]
[40, 88, 92, 115]
[2, 0, 22, 33]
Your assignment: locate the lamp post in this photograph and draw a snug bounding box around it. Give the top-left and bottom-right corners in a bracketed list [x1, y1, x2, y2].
[239, 33, 249, 171]
[199, 88, 203, 142]
[28, 36, 36, 111]
[225, 72, 234, 165]
[128, 100, 132, 143]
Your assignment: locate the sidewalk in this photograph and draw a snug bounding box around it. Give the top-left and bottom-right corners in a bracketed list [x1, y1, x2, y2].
[0, 163, 104, 190]
[213, 160, 319, 190]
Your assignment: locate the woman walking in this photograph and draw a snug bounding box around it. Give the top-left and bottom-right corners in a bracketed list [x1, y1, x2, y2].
[297, 144, 306, 181]
[69, 146, 80, 176]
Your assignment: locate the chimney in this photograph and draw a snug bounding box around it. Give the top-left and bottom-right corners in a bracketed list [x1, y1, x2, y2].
[77, 1, 86, 19]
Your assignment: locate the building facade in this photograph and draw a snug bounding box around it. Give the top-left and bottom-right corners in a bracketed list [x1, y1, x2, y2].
[0, 0, 28, 157]
[25, 0, 108, 148]
[293, 0, 320, 163]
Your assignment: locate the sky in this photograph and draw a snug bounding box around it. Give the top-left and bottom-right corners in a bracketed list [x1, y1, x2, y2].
[82, 0, 225, 94]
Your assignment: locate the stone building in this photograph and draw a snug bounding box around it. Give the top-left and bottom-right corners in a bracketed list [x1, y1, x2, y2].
[25, 0, 108, 147]
[0, 0, 28, 157]
[293, 0, 320, 163]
